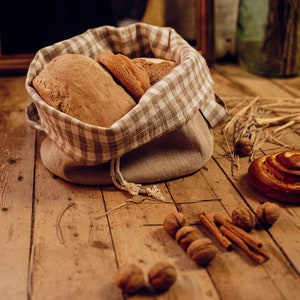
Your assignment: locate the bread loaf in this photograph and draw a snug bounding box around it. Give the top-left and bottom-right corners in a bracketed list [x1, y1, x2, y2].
[247, 150, 300, 203]
[33, 53, 136, 127]
[96, 50, 151, 102]
[133, 57, 177, 85]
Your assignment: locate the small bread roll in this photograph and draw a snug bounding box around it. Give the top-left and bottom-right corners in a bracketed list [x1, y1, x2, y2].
[133, 57, 177, 85]
[96, 50, 151, 102]
[33, 53, 136, 127]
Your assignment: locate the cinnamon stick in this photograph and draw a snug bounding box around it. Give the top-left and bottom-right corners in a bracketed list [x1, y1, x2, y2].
[213, 213, 262, 248]
[198, 212, 233, 251]
[219, 225, 267, 264]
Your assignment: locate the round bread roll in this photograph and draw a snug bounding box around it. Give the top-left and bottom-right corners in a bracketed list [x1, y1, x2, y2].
[33, 53, 136, 127]
[247, 150, 300, 203]
[133, 57, 177, 85]
[96, 50, 151, 102]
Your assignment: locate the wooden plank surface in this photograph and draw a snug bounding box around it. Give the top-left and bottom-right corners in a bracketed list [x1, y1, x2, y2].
[103, 186, 220, 300]
[0, 77, 35, 299]
[0, 64, 300, 300]
[30, 133, 121, 300]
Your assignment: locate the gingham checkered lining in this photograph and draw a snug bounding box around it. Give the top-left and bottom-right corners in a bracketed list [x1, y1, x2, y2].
[25, 23, 229, 166]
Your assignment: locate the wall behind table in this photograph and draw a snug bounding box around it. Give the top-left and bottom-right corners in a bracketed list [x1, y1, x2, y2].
[165, 0, 195, 44]
[1, 0, 142, 55]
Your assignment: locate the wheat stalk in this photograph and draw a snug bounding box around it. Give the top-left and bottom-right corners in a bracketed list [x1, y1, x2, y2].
[220, 96, 299, 178]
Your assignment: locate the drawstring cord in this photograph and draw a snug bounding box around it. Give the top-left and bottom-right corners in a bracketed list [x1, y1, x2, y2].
[110, 158, 166, 201]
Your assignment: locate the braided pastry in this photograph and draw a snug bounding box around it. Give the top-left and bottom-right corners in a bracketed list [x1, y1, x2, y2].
[247, 150, 300, 203]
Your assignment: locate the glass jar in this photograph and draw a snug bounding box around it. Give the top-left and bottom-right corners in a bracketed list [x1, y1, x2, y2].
[236, 0, 299, 78]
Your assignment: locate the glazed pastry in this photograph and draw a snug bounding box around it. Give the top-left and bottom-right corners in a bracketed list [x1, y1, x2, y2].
[247, 150, 300, 203]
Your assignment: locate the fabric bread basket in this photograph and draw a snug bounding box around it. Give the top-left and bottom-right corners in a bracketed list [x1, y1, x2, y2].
[25, 23, 229, 198]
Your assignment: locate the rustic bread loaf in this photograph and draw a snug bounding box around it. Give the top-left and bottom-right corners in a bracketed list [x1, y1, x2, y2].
[133, 57, 177, 85]
[33, 53, 136, 127]
[96, 50, 151, 102]
[247, 150, 300, 203]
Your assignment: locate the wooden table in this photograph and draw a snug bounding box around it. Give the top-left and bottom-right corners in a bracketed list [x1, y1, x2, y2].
[1, 63, 299, 300]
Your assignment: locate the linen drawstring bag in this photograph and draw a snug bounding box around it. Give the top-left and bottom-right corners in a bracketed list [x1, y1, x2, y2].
[25, 23, 229, 198]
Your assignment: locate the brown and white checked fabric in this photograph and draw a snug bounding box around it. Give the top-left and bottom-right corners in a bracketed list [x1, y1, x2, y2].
[25, 23, 229, 166]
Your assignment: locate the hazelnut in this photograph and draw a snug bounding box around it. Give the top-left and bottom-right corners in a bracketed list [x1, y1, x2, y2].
[187, 238, 217, 266]
[163, 212, 187, 238]
[234, 137, 253, 156]
[148, 261, 177, 291]
[231, 207, 256, 232]
[256, 202, 281, 227]
[175, 226, 202, 251]
[115, 263, 145, 294]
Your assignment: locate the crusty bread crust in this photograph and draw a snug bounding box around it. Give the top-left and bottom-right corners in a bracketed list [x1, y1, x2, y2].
[133, 57, 177, 85]
[33, 53, 136, 127]
[247, 150, 300, 203]
[96, 51, 151, 102]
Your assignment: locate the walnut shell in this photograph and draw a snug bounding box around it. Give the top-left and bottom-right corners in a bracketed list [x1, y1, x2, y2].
[231, 207, 256, 232]
[175, 226, 202, 251]
[234, 137, 253, 156]
[163, 212, 187, 238]
[148, 261, 177, 291]
[115, 263, 145, 294]
[256, 202, 281, 227]
[187, 238, 217, 266]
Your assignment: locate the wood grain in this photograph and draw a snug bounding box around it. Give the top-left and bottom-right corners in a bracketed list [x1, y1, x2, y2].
[0, 77, 35, 299]
[1, 64, 300, 299]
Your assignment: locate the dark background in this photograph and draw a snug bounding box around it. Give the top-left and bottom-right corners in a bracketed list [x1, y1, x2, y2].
[0, 0, 147, 54]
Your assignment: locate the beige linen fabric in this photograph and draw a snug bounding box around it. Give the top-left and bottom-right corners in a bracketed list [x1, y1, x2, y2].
[39, 111, 213, 185]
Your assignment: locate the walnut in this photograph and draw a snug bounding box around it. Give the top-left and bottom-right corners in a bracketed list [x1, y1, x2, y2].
[187, 237, 217, 266]
[234, 137, 253, 156]
[148, 261, 177, 291]
[256, 202, 281, 227]
[115, 263, 145, 294]
[163, 212, 187, 238]
[175, 225, 202, 251]
[231, 207, 256, 232]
